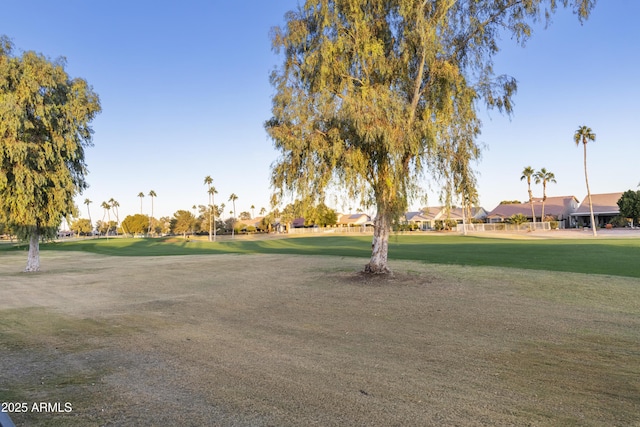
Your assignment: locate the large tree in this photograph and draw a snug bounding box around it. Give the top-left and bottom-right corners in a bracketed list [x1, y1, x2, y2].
[574, 125, 597, 236]
[0, 37, 101, 270]
[266, 0, 593, 273]
[121, 214, 150, 235]
[618, 190, 640, 226]
[170, 210, 196, 239]
[617, 190, 640, 227]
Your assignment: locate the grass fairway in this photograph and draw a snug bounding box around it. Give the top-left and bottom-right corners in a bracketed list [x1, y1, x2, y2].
[0, 250, 638, 426]
[6, 233, 639, 277]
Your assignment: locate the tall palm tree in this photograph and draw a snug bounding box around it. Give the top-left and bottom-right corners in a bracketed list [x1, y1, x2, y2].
[148, 190, 157, 235]
[191, 205, 197, 234]
[574, 125, 597, 236]
[250, 204, 255, 219]
[101, 201, 111, 238]
[209, 186, 218, 241]
[84, 198, 93, 232]
[259, 207, 266, 217]
[204, 176, 214, 241]
[228, 193, 238, 237]
[137, 192, 145, 214]
[534, 168, 556, 224]
[520, 166, 536, 228]
[109, 198, 122, 235]
[217, 202, 226, 234]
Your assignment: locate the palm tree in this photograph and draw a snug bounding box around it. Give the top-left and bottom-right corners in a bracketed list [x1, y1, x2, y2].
[137, 192, 145, 214]
[101, 201, 111, 238]
[209, 186, 218, 241]
[574, 125, 597, 236]
[148, 190, 157, 235]
[520, 166, 536, 228]
[250, 204, 255, 219]
[534, 168, 557, 224]
[204, 176, 214, 241]
[84, 198, 93, 232]
[228, 193, 238, 237]
[259, 207, 266, 217]
[109, 198, 122, 235]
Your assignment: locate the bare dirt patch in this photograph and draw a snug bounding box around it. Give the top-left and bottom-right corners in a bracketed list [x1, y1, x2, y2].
[1, 252, 639, 426]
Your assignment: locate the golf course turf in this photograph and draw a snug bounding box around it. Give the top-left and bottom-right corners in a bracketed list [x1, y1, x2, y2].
[5, 233, 639, 278]
[1, 233, 639, 425]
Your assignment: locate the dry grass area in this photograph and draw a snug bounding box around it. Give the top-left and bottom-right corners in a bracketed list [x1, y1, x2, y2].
[1, 251, 639, 426]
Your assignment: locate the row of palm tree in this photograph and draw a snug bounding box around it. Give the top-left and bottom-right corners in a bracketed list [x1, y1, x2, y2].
[137, 190, 158, 234]
[520, 166, 557, 226]
[203, 175, 244, 239]
[520, 125, 597, 236]
[79, 181, 267, 239]
[82, 195, 147, 237]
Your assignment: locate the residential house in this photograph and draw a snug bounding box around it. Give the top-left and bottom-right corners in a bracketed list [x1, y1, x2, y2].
[336, 213, 372, 227]
[405, 211, 435, 230]
[486, 196, 579, 228]
[406, 206, 488, 230]
[236, 216, 267, 232]
[449, 207, 488, 224]
[570, 192, 623, 228]
[291, 217, 306, 228]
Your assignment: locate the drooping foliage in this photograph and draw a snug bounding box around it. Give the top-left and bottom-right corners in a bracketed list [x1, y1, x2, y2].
[0, 36, 101, 270]
[266, 0, 595, 273]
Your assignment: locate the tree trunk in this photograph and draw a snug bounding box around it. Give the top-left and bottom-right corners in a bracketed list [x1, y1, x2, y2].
[584, 144, 597, 237]
[25, 232, 40, 272]
[461, 199, 468, 236]
[528, 186, 535, 230]
[364, 211, 391, 274]
[541, 183, 547, 222]
[209, 211, 213, 242]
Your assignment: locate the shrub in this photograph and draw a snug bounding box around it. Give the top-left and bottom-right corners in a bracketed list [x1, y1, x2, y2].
[507, 213, 528, 225]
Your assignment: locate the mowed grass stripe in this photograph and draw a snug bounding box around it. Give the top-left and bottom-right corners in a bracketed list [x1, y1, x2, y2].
[3, 234, 640, 278]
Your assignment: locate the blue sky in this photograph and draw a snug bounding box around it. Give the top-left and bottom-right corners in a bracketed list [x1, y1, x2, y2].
[2, 1, 638, 220]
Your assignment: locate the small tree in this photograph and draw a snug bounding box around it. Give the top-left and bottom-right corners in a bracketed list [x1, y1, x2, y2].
[171, 210, 196, 239]
[0, 38, 101, 270]
[70, 218, 93, 236]
[508, 213, 529, 226]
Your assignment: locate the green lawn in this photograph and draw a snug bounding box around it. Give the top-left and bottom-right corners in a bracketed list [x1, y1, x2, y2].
[3, 234, 639, 278]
